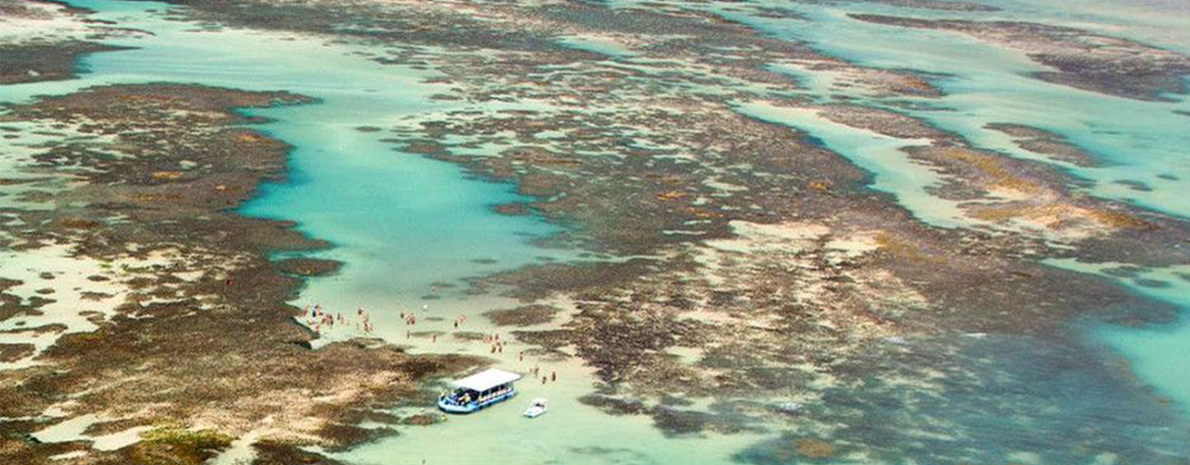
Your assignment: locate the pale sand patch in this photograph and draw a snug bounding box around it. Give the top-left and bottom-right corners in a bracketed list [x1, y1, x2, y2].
[824, 231, 880, 259]
[695, 220, 835, 294]
[48, 450, 88, 461]
[1094, 452, 1120, 465]
[43, 400, 80, 418]
[31, 413, 103, 444]
[28, 410, 151, 455]
[965, 197, 1122, 243]
[91, 425, 153, 451]
[706, 220, 830, 254]
[0, 0, 93, 43]
[665, 345, 703, 365]
[556, 33, 638, 58]
[208, 428, 266, 465]
[1007, 451, 1043, 465]
[702, 176, 748, 193]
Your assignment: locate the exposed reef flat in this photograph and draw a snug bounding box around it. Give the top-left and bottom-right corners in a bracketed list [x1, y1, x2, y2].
[814, 104, 956, 140]
[0, 343, 34, 362]
[0, 0, 135, 85]
[849, 13, 1190, 101]
[0, 41, 129, 85]
[0, 83, 479, 464]
[483, 304, 561, 327]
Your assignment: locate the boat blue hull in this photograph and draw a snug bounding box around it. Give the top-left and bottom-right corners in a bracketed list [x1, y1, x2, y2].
[438, 390, 518, 414]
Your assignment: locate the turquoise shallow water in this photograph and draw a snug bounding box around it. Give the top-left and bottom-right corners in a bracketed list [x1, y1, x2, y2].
[4, 0, 1190, 463]
[1100, 319, 1190, 413]
[1048, 259, 1190, 415]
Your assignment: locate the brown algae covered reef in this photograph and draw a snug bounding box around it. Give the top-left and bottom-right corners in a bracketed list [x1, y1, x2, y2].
[3, 0, 1190, 464]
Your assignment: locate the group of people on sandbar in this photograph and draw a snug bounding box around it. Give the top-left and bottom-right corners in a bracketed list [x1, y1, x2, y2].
[300, 295, 561, 386]
[302, 304, 374, 334]
[487, 332, 506, 353]
[528, 365, 558, 385]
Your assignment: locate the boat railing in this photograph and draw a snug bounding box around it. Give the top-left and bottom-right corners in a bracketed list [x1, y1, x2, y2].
[441, 387, 512, 406]
[476, 387, 512, 404]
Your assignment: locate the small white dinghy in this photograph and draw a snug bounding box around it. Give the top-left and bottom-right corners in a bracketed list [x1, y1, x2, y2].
[523, 398, 548, 418]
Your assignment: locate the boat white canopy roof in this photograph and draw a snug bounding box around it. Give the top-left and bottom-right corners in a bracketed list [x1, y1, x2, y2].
[452, 368, 522, 391]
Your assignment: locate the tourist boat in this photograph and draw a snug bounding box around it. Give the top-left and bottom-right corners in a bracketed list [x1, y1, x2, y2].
[523, 398, 548, 418]
[437, 368, 522, 414]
